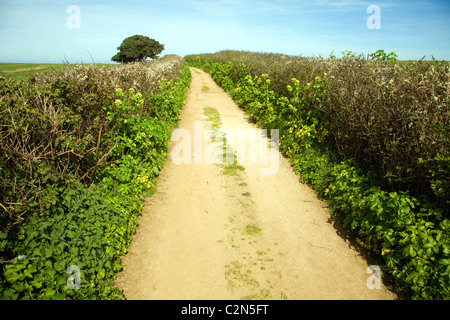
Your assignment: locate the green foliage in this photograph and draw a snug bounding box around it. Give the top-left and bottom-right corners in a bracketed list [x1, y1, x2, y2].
[369, 49, 398, 63]
[1, 55, 185, 232]
[341, 50, 356, 58]
[148, 65, 192, 123]
[111, 35, 165, 63]
[187, 51, 449, 300]
[1, 184, 125, 300]
[325, 162, 449, 300]
[0, 57, 190, 299]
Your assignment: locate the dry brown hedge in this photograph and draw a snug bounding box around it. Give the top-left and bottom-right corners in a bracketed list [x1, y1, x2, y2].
[0, 55, 184, 234]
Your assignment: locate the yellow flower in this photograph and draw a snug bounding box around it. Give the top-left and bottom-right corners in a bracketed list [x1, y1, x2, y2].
[137, 175, 149, 183]
[115, 88, 124, 97]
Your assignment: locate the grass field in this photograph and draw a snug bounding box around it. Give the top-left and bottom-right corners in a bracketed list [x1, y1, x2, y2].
[0, 62, 116, 81]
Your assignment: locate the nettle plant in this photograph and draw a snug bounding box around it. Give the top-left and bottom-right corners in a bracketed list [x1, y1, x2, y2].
[1, 184, 125, 300]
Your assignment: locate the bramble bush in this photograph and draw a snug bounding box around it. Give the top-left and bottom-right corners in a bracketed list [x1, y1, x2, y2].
[0, 56, 191, 299]
[186, 51, 449, 299]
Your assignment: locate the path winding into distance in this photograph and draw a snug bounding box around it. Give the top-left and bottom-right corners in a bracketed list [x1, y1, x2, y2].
[115, 67, 396, 300]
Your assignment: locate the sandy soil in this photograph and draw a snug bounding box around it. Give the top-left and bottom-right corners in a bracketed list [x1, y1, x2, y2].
[115, 67, 397, 300]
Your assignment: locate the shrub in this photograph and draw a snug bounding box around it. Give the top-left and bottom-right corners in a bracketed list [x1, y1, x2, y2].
[0, 56, 191, 299]
[186, 51, 450, 215]
[186, 51, 449, 300]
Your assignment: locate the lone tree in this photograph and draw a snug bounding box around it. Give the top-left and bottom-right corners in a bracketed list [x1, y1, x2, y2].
[112, 35, 164, 63]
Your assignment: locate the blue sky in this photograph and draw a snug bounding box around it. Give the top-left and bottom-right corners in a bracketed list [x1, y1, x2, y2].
[0, 0, 449, 63]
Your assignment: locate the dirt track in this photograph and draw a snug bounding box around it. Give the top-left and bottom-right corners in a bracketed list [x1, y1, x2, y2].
[115, 67, 396, 300]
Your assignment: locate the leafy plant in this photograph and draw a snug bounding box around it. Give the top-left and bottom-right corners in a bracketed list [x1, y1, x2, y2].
[1, 56, 191, 300]
[369, 49, 398, 63]
[186, 51, 449, 300]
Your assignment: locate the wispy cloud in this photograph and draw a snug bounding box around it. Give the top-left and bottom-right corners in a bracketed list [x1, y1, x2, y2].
[0, 0, 449, 62]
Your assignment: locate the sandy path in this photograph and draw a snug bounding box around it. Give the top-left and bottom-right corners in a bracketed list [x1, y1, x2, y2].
[115, 67, 396, 300]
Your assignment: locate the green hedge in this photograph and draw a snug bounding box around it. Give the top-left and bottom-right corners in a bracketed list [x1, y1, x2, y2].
[0, 59, 191, 299]
[186, 53, 449, 300]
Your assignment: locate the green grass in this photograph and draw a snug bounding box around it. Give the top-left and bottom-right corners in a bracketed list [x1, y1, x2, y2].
[0, 63, 116, 82]
[203, 106, 247, 174]
[0, 63, 65, 81]
[222, 163, 245, 176]
[396, 60, 449, 68]
[203, 106, 222, 129]
[244, 225, 261, 236]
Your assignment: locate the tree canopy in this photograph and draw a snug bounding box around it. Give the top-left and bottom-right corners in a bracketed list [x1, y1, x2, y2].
[112, 35, 164, 63]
